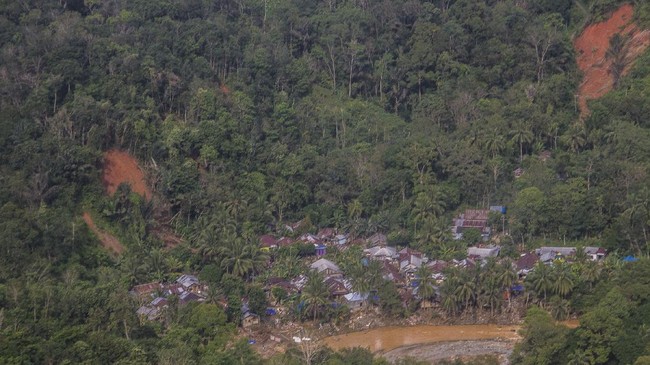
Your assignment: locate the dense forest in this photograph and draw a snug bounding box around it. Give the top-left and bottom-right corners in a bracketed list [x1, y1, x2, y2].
[3, 0, 650, 363]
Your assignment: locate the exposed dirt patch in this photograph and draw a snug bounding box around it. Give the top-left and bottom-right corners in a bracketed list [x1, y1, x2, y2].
[101, 149, 183, 248]
[102, 149, 152, 200]
[575, 4, 650, 117]
[82, 211, 125, 254]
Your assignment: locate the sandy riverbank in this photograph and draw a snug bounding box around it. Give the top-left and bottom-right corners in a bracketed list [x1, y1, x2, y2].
[381, 340, 513, 364]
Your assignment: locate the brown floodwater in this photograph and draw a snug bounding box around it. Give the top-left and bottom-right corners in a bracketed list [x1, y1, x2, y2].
[323, 321, 578, 353]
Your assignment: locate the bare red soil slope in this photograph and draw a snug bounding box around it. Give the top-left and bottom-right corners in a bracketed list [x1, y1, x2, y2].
[100, 149, 183, 248]
[82, 212, 125, 254]
[102, 149, 152, 200]
[575, 4, 650, 117]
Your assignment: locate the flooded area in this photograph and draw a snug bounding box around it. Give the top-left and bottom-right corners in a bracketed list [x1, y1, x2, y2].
[323, 324, 521, 353]
[323, 320, 579, 354]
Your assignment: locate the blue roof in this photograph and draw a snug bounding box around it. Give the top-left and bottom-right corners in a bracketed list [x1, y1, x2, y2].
[623, 255, 639, 262]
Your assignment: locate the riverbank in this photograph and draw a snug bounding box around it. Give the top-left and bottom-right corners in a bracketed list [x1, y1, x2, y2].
[381, 340, 513, 364]
[323, 324, 521, 353]
[320, 320, 578, 364]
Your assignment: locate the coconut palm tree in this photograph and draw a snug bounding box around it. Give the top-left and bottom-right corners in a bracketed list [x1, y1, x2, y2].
[219, 238, 268, 280]
[497, 260, 517, 307]
[550, 296, 570, 321]
[526, 262, 554, 303]
[415, 266, 436, 303]
[481, 130, 505, 158]
[301, 271, 330, 321]
[455, 270, 477, 312]
[440, 269, 461, 315]
[510, 123, 534, 162]
[581, 262, 602, 290]
[552, 262, 575, 298]
[481, 277, 503, 316]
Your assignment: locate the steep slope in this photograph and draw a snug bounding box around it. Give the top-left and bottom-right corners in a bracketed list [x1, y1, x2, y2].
[82, 211, 125, 254]
[575, 4, 650, 117]
[102, 149, 152, 200]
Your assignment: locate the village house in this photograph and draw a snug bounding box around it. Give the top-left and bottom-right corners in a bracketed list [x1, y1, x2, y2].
[241, 301, 260, 328]
[427, 260, 449, 283]
[381, 260, 404, 284]
[242, 312, 260, 328]
[265, 277, 299, 305]
[177, 274, 203, 295]
[310, 258, 342, 277]
[343, 292, 369, 311]
[325, 276, 351, 298]
[276, 237, 296, 248]
[467, 246, 500, 260]
[451, 209, 491, 241]
[536, 246, 577, 263]
[164, 283, 185, 296]
[130, 282, 162, 301]
[291, 274, 308, 292]
[536, 246, 607, 263]
[136, 296, 168, 321]
[132, 274, 207, 322]
[584, 246, 607, 261]
[399, 253, 425, 282]
[516, 252, 539, 277]
[179, 291, 203, 305]
[299, 233, 321, 245]
[364, 245, 398, 261]
[333, 234, 349, 246]
[367, 233, 388, 246]
[259, 234, 278, 251]
[317, 227, 337, 241]
[452, 257, 477, 269]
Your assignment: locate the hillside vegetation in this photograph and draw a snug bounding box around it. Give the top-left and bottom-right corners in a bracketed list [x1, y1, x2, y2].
[2, 0, 650, 363]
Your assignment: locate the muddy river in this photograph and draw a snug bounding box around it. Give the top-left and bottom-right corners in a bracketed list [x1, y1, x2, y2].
[323, 320, 579, 353]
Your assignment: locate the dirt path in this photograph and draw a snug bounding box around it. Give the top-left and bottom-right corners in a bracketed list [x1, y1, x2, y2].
[102, 149, 152, 200]
[82, 211, 125, 254]
[575, 4, 650, 117]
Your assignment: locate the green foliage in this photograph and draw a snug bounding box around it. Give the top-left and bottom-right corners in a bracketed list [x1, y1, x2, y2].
[510, 307, 570, 364]
[1, 0, 650, 362]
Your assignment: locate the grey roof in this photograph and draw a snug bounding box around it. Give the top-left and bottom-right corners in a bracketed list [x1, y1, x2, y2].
[176, 274, 200, 289]
[400, 255, 423, 272]
[584, 246, 606, 255]
[344, 292, 369, 302]
[467, 246, 500, 258]
[540, 252, 555, 262]
[536, 247, 576, 257]
[310, 258, 341, 274]
[365, 245, 397, 259]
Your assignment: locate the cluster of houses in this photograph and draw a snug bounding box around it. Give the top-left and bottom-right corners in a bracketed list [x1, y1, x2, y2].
[132, 274, 206, 320]
[260, 224, 610, 313]
[259, 226, 511, 311]
[451, 207, 506, 241]
[132, 274, 263, 327]
[130, 216, 609, 325]
[515, 246, 608, 277]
